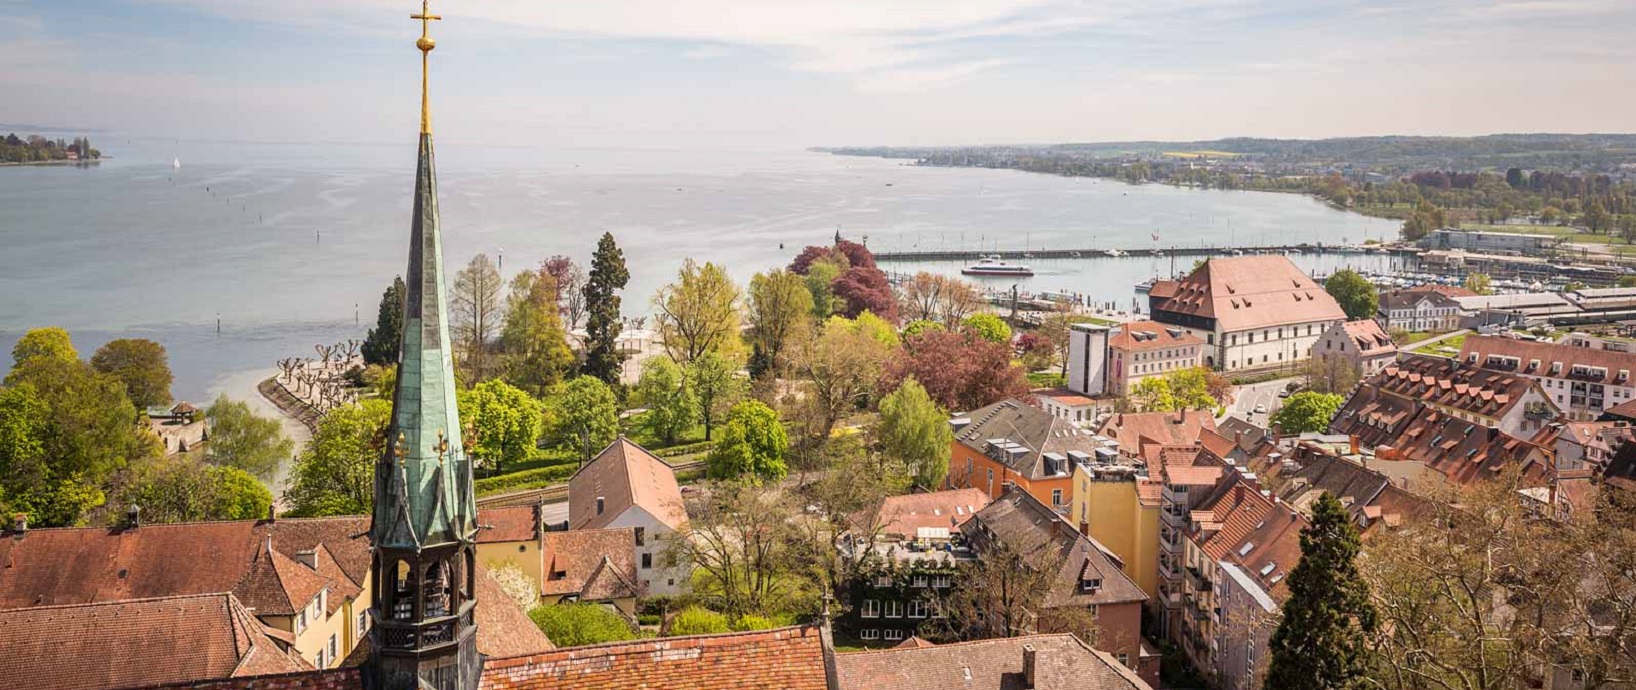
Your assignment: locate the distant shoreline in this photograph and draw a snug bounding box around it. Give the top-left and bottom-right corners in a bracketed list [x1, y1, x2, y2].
[0, 158, 104, 168]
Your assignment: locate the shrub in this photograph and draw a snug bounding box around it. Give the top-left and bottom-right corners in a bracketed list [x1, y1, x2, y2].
[667, 606, 731, 636]
[732, 614, 779, 632]
[474, 463, 578, 496]
[528, 603, 635, 647]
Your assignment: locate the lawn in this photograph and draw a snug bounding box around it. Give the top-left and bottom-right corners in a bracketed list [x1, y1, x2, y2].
[1459, 223, 1631, 246]
[1071, 315, 1122, 327]
[1410, 333, 1467, 357]
[1401, 330, 1450, 346]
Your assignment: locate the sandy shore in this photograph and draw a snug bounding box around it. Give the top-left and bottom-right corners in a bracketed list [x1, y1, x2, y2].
[206, 366, 313, 504]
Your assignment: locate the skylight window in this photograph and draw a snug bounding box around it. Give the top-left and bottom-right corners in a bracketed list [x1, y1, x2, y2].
[1259, 562, 1276, 577]
[1238, 542, 1255, 557]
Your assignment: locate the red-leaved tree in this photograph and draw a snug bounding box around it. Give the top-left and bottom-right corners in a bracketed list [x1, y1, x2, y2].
[881, 330, 1029, 412]
[831, 266, 898, 323]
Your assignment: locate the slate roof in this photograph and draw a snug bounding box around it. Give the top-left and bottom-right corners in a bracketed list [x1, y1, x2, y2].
[955, 399, 1100, 481]
[0, 593, 309, 690]
[835, 633, 1152, 690]
[1148, 256, 1344, 332]
[539, 528, 641, 600]
[962, 489, 1148, 607]
[569, 437, 687, 531]
[1461, 334, 1636, 386]
[871, 488, 992, 540]
[1096, 410, 1216, 457]
[479, 626, 831, 690]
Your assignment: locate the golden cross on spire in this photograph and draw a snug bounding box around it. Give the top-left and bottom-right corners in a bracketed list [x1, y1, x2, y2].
[411, 0, 442, 134]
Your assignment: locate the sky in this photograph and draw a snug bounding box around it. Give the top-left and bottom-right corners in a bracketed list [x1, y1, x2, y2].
[2, 0, 1634, 149]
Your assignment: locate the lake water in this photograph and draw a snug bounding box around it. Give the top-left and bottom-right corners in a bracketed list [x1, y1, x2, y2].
[0, 137, 1401, 401]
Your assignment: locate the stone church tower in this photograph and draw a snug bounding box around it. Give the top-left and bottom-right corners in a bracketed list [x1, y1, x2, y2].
[368, 3, 481, 689]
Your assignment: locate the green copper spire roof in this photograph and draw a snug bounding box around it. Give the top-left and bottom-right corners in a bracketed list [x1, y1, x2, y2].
[371, 131, 478, 551]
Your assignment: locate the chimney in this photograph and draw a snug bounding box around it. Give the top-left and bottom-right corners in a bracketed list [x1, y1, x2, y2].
[11, 513, 25, 536]
[294, 549, 318, 570]
[1349, 435, 1359, 456]
[1235, 429, 1245, 448]
[268, 504, 277, 523]
[126, 504, 141, 529]
[1022, 644, 1038, 689]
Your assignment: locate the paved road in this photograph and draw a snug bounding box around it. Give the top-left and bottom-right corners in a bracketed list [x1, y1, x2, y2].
[1222, 376, 1300, 425]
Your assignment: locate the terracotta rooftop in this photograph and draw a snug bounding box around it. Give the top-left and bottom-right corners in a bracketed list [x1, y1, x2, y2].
[0, 593, 309, 690]
[1188, 474, 1307, 600]
[1380, 289, 1461, 311]
[478, 505, 540, 543]
[1339, 319, 1397, 356]
[1108, 320, 1204, 352]
[569, 437, 687, 531]
[1097, 411, 1216, 457]
[1346, 354, 1547, 420]
[871, 488, 992, 540]
[962, 488, 1148, 607]
[1404, 283, 1478, 298]
[1033, 387, 1098, 407]
[1461, 334, 1636, 387]
[480, 625, 830, 690]
[955, 399, 1100, 481]
[1148, 256, 1344, 332]
[539, 527, 641, 600]
[1331, 405, 1551, 487]
[835, 633, 1152, 690]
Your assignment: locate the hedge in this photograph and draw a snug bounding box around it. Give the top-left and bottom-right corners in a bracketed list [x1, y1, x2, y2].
[653, 440, 716, 459]
[474, 463, 578, 496]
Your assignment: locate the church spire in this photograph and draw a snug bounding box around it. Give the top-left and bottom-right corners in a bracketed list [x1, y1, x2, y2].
[368, 3, 479, 688]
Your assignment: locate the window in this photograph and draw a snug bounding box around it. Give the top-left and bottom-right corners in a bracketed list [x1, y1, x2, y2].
[1117, 653, 1130, 667]
[642, 553, 653, 569]
[1081, 577, 1102, 592]
[885, 601, 904, 618]
[315, 648, 326, 669]
[909, 601, 928, 618]
[1052, 489, 1064, 506]
[883, 629, 905, 641]
[911, 575, 928, 588]
[296, 609, 307, 636]
[859, 629, 880, 640]
[932, 575, 952, 588]
[874, 575, 893, 588]
[327, 635, 338, 664]
[861, 599, 881, 618]
[356, 611, 368, 638]
[596, 497, 605, 515]
[634, 527, 645, 546]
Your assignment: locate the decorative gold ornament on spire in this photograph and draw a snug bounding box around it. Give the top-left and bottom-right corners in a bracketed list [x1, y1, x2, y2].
[411, 0, 442, 134]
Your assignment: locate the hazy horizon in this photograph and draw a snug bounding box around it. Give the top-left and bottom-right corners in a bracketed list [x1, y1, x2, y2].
[4, 1, 1634, 150]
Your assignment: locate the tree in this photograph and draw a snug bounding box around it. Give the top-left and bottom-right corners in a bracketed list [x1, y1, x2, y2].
[1464, 272, 1494, 296]
[803, 256, 845, 319]
[498, 268, 574, 396]
[116, 457, 272, 524]
[451, 253, 504, 384]
[962, 313, 1012, 344]
[551, 375, 619, 464]
[1127, 366, 1219, 412]
[633, 357, 696, 445]
[1302, 355, 1362, 396]
[1270, 392, 1344, 434]
[655, 259, 742, 363]
[748, 270, 813, 380]
[1324, 269, 1379, 321]
[0, 357, 151, 526]
[582, 233, 630, 384]
[668, 480, 817, 617]
[362, 276, 406, 366]
[876, 379, 952, 489]
[283, 400, 391, 517]
[831, 266, 898, 322]
[203, 396, 293, 480]
[882, 330, 1029, 413]
[529, 603, 635, 647]
[668, 606, 732, 636]
[9, 327, 77, 372]
[1400, 198, 1446, 241]
[458, 379, 544, 476]
[793, 317, 892, 439]
[706, 400, 788, 481]
[899, 272, 982, 326]
[1015, 333, 1055, 373]
[901, 320, 944, 339]
[935, 527, 1070, 640]
[1037, 311, 1075, 377]
[89, 339, 173, 409]
[686, 351, 743, 441]
[1265, 493, 1377, 690]
[541, 256, 587, 329]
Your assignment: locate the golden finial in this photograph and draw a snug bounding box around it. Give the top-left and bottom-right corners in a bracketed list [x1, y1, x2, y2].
[410, 0, 442, 135]
[393, 432, 408, 465]
[436, 429, 450, 464]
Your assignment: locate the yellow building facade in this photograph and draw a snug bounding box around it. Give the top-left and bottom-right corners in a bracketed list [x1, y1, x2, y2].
[1069, 465, 1159, 602]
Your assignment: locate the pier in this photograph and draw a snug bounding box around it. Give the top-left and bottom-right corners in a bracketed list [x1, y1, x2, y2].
[870, 243, 1411, 262]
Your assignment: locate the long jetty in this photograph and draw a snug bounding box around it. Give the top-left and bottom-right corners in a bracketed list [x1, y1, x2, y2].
[872, 243, 1413, 262]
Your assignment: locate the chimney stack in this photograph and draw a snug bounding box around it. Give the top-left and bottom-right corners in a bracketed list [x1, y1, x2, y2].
[1349, 435, 1360, 456]
[268, 504, 277, 523]
[1022, 644, 1038, 689]
[126, 504, 141, 529]
[11, 513, 25, 536]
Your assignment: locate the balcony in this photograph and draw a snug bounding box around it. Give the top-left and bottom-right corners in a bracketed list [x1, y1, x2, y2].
[377, 606, 474, 653]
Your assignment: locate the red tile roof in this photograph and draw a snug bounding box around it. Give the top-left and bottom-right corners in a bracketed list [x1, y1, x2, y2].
[1339, 319, 1397, 356]
[123, 669, 362, 690]
[1108, 320, 1204, 352]
[472, 567, 556, 658]
[871, 488, 991, 540]
[1461, 334, 1636, 386]
[569, 437, 687, 531]
[0, 593, 309, 690]
[1149, 256, 1345, 332]
[1098, 411, 1216, 456]
[1188, 476, 1307, 599]
[835, 633, 1152, 690]
[1351, 355, 1545, 420]
[480, 625, 831, 690]
[479, 505, 540, 543]
[539, 528, 640, 600]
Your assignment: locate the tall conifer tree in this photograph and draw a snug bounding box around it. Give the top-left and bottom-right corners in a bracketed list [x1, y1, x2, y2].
[582, 233, 629, 384]
[1265, 492, 1378, 690]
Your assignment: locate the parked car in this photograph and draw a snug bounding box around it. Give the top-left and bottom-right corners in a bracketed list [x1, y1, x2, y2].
[1253, 403, 1267, 414]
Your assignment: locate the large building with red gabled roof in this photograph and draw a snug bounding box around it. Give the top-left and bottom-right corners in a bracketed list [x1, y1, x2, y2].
[568, 437, 689, 595]
[1148, 256, 1346, 374]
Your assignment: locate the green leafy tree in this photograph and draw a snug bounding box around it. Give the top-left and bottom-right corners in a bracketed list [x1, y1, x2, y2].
[962, 313, 1012, 344]
[1265, 493, 1377, 690]
[901, 319, 944, 339]
[1463, 272, 1494, 296]
[204, 396, 293, 480]
[850, 311, 901, 348]
[706, 400, 788, 481]
[633, 357, 696, 445]
[458, 379, 544, 476]
[1129, 366, 1218, 412]
[90, 338, 174, 409]
[499, 269, 574, 396]
[1400, 198, 1446, 241]
[668, 606, 731, 636]
[117, 457, 272, 524]
[552, 375, 619, 464]
[686, 351, 743, 441]
[283, 400, 391, 517]
[654, 259, 742, 363]
[529, 603, 635, 646]
[803, 256, 845, 319]
[876, 378, 952, 489]
[0, 357, 151, 526]
[747, 269, 813, 380]
[9, 327, 78, 372]
[1271, 392, 1345, 434]
[582, 232, 631, 384]
[362, 276, 406, 366]
[1323, 269, 1379, 321]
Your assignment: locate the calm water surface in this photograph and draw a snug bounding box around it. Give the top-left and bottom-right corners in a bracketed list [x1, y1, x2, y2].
[0, 138, 1400, 399]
